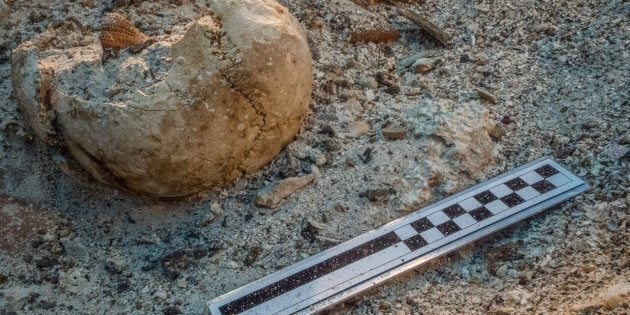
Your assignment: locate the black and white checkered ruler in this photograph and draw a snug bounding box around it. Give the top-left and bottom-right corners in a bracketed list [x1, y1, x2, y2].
[207, 157, 587, 315]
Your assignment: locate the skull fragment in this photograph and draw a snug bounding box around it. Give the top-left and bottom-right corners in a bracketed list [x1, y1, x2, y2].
[11, 0, 313, 197]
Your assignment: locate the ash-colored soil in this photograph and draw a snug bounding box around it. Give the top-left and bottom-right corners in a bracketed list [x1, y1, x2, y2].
[0, 0, 628, 314]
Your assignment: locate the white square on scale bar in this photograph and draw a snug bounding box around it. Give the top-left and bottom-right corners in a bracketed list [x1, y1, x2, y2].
[485, 199, 509, 214]
[453, 214, 477, 229]
[459, 197, 483, 211]
[547, 173, 571, 187]
[395, 225, 419, 241]
[489, 184, 513, 198]
[516, 186, 541, 201]
[427, 211, 450, 225]
[420, 227, 445, 243]
[520, 171, 544, 185]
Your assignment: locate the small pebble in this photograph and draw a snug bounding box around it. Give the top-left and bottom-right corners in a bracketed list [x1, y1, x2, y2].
[489, 123, 506, 140]
[358, 77, 378, 90]
[478, 89, 497, 104]
[344, 98, 363, 115]
[153, 290, 168, 301]
[307, 148, 327, 166]
[606, 219, 618, 232]
[360, 188, 390, 202]
[35, 257, 59, 269]
[384, 85, 400, 95]
[348, 121, 370, 138]
[243, 246, 262, 267]
[501, 115, 514, 125]
[317, 125, 336, 137]
[496, 264, 508, 277]
[323, 138, 340, 151]
[60, 238, 89, 262]
[365, 89, 376, 101]
[382, 126, 408, 140]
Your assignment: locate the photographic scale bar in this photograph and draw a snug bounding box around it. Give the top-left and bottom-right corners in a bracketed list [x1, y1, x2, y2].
[207, 157, 588, 315]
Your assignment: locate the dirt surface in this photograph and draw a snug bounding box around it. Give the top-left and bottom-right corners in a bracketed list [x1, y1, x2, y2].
[0, 0, 628, 314]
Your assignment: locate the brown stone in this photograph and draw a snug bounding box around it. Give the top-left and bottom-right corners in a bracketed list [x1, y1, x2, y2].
[255, 175, 316, 209]
[477, 89, 497, 104]
[348, 121, 370, 138]
[382, 126, 408, 140]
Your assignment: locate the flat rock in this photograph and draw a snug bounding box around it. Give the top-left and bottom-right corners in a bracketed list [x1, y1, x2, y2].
[382, 126, 408, 140]
[348, 121, 370, 138]
[358, 77, 378, 89]
[60, 238, 89, 262]
[255, 175, 315, 209]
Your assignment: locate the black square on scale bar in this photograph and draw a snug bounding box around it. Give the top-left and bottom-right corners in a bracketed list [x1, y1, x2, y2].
[443, 204, 466, 219]
[535, 164, 559, 178]
[500, 193, 525, 207]
[437, 221, 461, 236]
[411, 217, 434, 232]
[469, 206, 493, 221]
[404, 235, 428, 251]
[505, 177, 528, 191]
[531, 179, 556, 193]
[474, 191, 498, 204]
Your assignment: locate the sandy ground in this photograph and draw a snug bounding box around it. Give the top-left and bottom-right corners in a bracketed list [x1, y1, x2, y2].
[0, 0, 628, 314]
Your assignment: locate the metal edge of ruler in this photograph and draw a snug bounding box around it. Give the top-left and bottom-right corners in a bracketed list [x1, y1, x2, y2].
[299, 182, 588, 314]
[206, 157, 588, 314]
